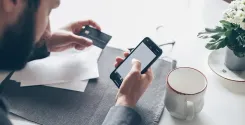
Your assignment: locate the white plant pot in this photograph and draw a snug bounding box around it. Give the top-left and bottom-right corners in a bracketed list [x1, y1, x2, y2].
[225, 47, 245, 71]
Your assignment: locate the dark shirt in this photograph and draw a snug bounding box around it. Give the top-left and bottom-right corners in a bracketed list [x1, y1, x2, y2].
[0, 97, 141, 125]
[0, 97, 11, 125]
[0, 44, 50, 125]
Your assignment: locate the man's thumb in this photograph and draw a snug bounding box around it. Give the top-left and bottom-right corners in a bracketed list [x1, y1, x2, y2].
[130, 58, 141, 72]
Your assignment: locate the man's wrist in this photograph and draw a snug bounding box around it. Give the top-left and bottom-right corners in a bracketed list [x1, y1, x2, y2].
[115, 95, 136, 108]
[115, 102, 135, 108]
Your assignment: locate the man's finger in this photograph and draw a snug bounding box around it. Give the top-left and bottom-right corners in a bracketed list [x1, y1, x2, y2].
[75, 44, 85, 50]
[114, 62, 122, 67]
[49, 43, 76, 52]
[77, 20, 101, 30]
[114, 62, 118, 67]
[130, 58, 141, 73]
[124, 52, 129, 57]
[69, 34, 93, 46]
[143, 68, 153, 81]
[116, 57, 124, 62]
[115, 57, 124, 67]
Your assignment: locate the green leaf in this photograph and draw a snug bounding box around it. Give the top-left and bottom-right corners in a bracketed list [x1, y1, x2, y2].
[198, 31, 210, 35]
[236, 35, 245, 45]
[210, 33, 222, 40]
[220, 20, 233, 30]
[205, 42, 216, 50]
[198, 26, 226, 39]
[205, 36, 227, 50]
[205, 28, 217, 33]
[220, 20, 231, 26]
[197, 34, 209, 39]
[226, 30, 238, 44]
[209, 39, 216, 43]
[205, 26, 224, 33]
[215, 26, 225, 32]
[223, 38, 229, 46]
[198, 29, 225, 39]
[234, 51, 245, 57]
[225, 30, 232, 37]
[217, 39, 227, 48]
[234, 27, 244, 33]
[197, 31, 212, 39]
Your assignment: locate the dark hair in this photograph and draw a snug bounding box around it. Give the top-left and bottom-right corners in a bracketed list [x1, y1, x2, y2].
[12, 0, 40, 11]
[0, 0, 40, 70]
[27, 0, 40, 10]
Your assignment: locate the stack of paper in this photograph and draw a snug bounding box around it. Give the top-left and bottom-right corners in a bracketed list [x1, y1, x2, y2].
[10, 46, 102, 92]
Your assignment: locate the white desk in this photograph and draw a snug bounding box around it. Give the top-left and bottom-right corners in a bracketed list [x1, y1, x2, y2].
[160, 0, 245, 125]
[5, 0, 245, 125]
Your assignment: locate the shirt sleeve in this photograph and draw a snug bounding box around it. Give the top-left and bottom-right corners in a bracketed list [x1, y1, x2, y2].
[102, 105, 141, 125]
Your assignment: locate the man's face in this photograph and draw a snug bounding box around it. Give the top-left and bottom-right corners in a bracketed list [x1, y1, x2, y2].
[0, 0, 60, 70]
[35, 0, 60, 41]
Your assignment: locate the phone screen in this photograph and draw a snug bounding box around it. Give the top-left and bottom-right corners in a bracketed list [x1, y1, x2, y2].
[115, 42, 156, 79]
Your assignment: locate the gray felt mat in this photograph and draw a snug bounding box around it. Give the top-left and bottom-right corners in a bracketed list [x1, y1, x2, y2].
[1, 46, 176, 125]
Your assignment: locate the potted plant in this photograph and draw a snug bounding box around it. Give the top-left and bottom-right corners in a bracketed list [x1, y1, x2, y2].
[198, 0, 245, 71]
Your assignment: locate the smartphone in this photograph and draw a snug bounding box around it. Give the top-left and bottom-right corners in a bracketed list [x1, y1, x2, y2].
[80, 26, 112, 49]
[110, 37, 162, 88]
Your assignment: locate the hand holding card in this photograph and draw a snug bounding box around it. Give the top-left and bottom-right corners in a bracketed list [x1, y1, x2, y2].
[80, 26, 112, 49]
[47, 20, 102, 52]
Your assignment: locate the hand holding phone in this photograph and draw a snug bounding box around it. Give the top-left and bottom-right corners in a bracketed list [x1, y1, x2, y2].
[114, 54, 153, 107]
[110, 37, 162, 88]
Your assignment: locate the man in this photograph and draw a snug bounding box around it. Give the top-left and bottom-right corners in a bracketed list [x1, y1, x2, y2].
[0, 0, 153, 125]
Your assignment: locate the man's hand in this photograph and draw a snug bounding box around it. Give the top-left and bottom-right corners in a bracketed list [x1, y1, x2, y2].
[114, 52, 153, 107]
[46, 20, 101, 52]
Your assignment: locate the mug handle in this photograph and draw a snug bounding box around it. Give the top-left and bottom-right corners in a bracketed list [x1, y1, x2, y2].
[186, 101, 195, 120]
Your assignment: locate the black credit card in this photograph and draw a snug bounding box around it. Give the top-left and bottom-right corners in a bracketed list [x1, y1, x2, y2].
[80, 25, 112, 49]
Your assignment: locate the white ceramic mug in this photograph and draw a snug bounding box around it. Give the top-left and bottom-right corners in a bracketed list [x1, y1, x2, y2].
[164, 67, 207, 120]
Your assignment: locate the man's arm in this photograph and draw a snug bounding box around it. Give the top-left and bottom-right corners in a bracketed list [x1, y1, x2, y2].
[102, 56, 153, 125]
[0, 97, 12, 125]
[102, 106, 141, 125]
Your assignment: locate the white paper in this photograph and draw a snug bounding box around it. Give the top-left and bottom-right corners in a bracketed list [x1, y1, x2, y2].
[21, 80, 89, 92]
[11, 46, 101, 86]
[0, 71, 10, 84]
[45, 80, 88, 92]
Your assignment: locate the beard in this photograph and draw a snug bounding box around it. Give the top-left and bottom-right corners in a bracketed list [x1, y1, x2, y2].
[0, 5, 36, 70]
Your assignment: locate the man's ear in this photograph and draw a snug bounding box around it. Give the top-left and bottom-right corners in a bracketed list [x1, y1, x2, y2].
[1, 0, 18, 12]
